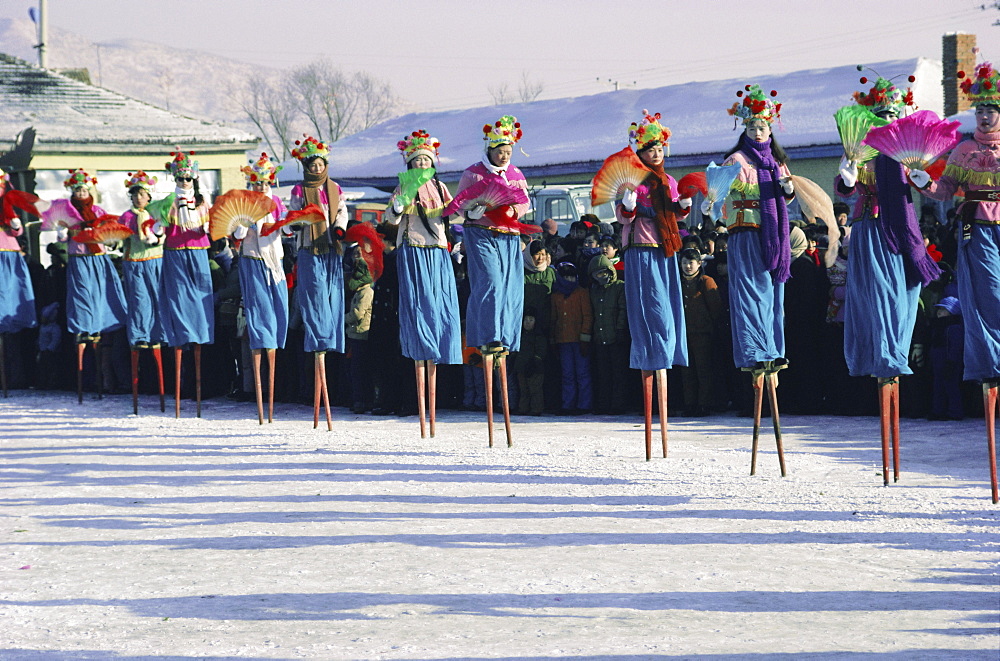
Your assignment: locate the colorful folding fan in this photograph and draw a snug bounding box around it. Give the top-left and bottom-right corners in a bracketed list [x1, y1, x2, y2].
[209, 190, 277, 241]
[443, 179, 529, 217]
[71, 216, 133, 245]
[834, 105, 890, 165]
[789, 175, 840, 268]
[396, 168, 436, 208]
[861, 109, 962, 170]
[590, 146, 651, 207]
[260, 204, 326, 237]
[704, 161, 742, 222]
[676, 172, 708, 199]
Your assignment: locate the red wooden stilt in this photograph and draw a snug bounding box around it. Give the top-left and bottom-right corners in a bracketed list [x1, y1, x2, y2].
[750, 371, 765, 476]
[266, 348, 276, 423]
[428, 361, 437, 438]
[641, 370, 653, 461]
[891, 379, 901, 483]
[878, 378, 891, 486]
[252, 349, 264, 425]
[318, 351, 332, 431]
[656, 368, 668, 458]
[415, 360, 427, 439]
[484, 353, 495, 448]
[152, 345, 165, 413]
[765, 372, 787, 477]
[313, 352, 321, 429]
[130, 349, 140, 415]
[77, 341, 86, 405]
[194, 343, 202, 418]
[174, 346, 182, 418]
[498, 354, 512, 448]
[984, 383, 999, 504]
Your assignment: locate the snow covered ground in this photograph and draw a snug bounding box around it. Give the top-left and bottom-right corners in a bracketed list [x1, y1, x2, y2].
[2, 391, 998, 660]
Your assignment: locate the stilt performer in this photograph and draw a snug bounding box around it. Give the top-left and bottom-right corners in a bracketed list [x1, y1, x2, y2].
[385, 130, 462, 438]
[120, 170, 166, 414]
[234, 153, 288, 425]
[614, 111, 690, 460]
[43, 169, 128, 404]
[289, 136, 347, 431]
[155, 151, 213, 418]
[455, 116, 538, 447]
[836, 70, 941, 486]
[912, 50, 1000, 502]
[0, 166, 41, 397]
[715, 85, 794, 476]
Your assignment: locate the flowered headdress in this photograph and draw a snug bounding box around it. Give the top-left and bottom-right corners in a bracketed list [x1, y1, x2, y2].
[628, 110, 671, 152]
[958, 48, 1000, 106]
[166, 150, 199, 179]
[123, 170, 157, 193]
[64, 168, 97, 189]
[241, 152, 283, 186]
[397, 130, 441, 164]
[482, 115, 522, 150]
[728, 84, 782, 125]
[852, 66, 915, 115]
[291, 135, 329, 162]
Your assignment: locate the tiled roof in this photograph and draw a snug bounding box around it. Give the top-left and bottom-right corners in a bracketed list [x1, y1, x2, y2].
[0, 53, 257, 148]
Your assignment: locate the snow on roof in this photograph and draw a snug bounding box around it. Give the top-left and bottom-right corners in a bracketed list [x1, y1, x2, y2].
[0, 53, 257, 147]
[329, 58, 943, 181]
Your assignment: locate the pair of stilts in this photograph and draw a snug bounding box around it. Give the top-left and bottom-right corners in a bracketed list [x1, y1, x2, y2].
[877, 376, 901, 486]
[747, 360, 787, 477]
[641, 369, 669, 461]
[75, 333, 103, 404]
[129, 343, 164, 414]
[252, 348, 277, 425]
[981, 380, 999, 504]
[481, 345, 512, 447]
[172, 344, 202, 418]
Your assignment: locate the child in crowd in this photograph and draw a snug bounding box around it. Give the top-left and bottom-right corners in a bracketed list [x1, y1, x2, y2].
[344, 247, 375, 413]
[550, 262, 592, 414]
[588, 254, 629, 414]
[678, 248, 722, 416]
[513, 307, 547, 415]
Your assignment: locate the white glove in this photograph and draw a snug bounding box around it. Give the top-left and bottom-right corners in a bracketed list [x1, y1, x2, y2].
[908, 169, 930, 189]
[151, 220, 165, 237]
[838, 156, 858, 188]
[232, 224, 249, 241]
[9, 217, 22, 231]
[467, 204, 486, 220]
[780, 177, 794, 195]
[143, 231, 159, 245]
[451, 241, 464, 264]
[700, 198, 712, 216]
[392, 197, 404, 214]
[56, 226, 69, 242]
[621, 188, 637, 211]
[678, 197, 692, 210]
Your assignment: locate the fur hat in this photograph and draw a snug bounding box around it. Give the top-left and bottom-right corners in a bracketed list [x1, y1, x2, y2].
[398, 129, 441, 164]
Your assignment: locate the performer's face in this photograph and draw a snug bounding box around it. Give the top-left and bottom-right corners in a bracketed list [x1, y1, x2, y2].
[744, 120, 771, 143]
[637, 144, 664, 167]
[487, 145, 512, 168]
[976, 105, 1000, 132]
[875, 109, 898, 123]
[410, 155, 433, 170]
[72, 187, 90, 200]
[250, 182, 269, 194]
[306, 158, 327, 175]
[130, 189, 150, 210]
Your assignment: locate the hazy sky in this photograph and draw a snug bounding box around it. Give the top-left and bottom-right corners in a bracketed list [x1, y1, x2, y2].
[2, 0, 995, 111]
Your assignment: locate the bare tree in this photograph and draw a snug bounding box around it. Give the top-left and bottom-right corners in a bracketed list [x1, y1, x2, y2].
[488, 81, 513, 105]
[352, 71, 397, 132]
[235, 77, 298, 160]
[289, 60, 358, 145]
[517, 71, 544, 103]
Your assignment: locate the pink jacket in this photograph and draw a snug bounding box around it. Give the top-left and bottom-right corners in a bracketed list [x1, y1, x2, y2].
[456, 161, 530, 233]
[164, 200, 210, 250]
[47, 199, 110, 256]
[0, 222, 24, 251]
[722, 151, 793, 229]
[921, 135, 1000, 223]
[614, 178, 682, 249]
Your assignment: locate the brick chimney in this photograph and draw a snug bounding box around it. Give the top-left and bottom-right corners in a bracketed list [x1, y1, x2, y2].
[943, 32, 976, 117]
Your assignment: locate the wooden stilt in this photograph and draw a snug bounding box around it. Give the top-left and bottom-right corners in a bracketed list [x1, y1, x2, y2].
[891, 379, 901, 483]
[152, 346, 165, 413]
[130, 349, 140, 415]
[252, 349, 264, 425]
[656, 368, 668, 458]
[984, 383, 999, 504]
[266, 348, 276, 423]
[174, 346, 182, 418]
[878, 378, 891, 486]
[428, 361, 437, 438]
[313, 352, 321, 429]
[765, 372, 787, 477]
[77, 341, 86, 405]
[484, 353, 495, 448]
[750, 370, 765, 476]
[93, 337, 103, 400]
[415, 360, 427, 439]
[194, 343, 202, 418]
[318, 351, 332, 431]
[498, 354, 512, 448]
[641, 370, 653, 461]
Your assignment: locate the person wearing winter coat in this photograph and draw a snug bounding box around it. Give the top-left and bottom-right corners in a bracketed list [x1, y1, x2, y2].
[0, 166, 37, 345]
[928, 296, 965, 420]
[588, 254, 629, 414]
[550, 262, 593, 414]
[345, 247, 375, 414]
[513, 307, 547, 415]
[678, 248, 723, 416]
[119, 171, 164, 349]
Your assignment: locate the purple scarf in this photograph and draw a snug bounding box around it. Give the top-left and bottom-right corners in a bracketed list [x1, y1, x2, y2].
[873, 154, 941, 287]
[740, 134, 791, 283]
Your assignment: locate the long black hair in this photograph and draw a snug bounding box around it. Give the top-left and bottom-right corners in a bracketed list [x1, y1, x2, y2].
[724, 128, 789, 165]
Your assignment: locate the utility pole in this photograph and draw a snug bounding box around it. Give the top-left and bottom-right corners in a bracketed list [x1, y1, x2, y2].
[29, 0, 48, 68]
[597, 77, 636, 92]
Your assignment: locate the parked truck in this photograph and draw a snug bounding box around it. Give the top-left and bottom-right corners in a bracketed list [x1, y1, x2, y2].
[524, 184, 616, 234]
